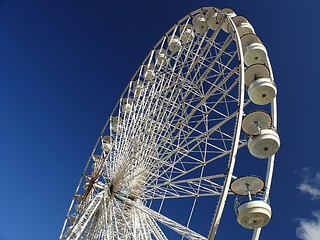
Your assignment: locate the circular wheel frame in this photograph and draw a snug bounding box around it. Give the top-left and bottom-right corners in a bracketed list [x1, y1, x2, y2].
[60, 7, 278, 240]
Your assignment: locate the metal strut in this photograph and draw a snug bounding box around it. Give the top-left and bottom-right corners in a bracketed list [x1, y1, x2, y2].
[115, 194, 207, 240]
[66, 192, 104, 240]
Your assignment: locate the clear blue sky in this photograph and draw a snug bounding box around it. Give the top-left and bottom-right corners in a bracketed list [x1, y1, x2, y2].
[0, 0, 319, 239]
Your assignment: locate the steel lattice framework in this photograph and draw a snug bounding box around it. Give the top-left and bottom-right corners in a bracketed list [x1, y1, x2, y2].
[60, 7, 278, 240]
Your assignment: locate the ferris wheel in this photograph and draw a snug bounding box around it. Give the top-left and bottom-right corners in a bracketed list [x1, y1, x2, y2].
[59, 7, 280, 240]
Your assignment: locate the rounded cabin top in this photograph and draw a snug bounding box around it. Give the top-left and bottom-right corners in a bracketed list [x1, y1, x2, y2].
[231, 175, 265, 196]
[218, 8, 237, 32]
[192, 13, 208, 34]
[167, 35, 182, 53]
[179, 24, 195, 43]
[205, 9, 219, 30]
[228, 16, 255, 37]
[242, 111, 272, 136]
[241, 33, 262, 49]
[245, 64, 271, 86]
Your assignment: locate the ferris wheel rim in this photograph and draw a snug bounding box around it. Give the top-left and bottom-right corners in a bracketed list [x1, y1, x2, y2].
[60, 6, 278, 240]
[61, 7, 246, 239]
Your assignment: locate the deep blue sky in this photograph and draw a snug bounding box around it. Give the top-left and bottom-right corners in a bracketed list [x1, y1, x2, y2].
[1, 0, 320, 239]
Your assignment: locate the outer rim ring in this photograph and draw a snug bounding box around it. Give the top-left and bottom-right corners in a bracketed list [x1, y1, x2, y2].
[59, 7, 278, 240]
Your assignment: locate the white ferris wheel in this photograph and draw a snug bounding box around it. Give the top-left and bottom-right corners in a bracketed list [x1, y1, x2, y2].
[59, 7, 280, 240]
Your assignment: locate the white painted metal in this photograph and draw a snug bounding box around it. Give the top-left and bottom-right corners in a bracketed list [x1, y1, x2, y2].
[241, 34, 267, 66]
[233, 179, 272, 230]
[110, 116, 122, 132]
[179, 24, 195, 43]
[66, 193, 104, 240]
[144, 63, 155, 80]
[248, 78, 277, 105]
[115, 194, 208, 240]
[155, 49, 168, 65]
[244, 63, 277, 104]
[206, 9, 219, 30]
[218, 8, 237, 32]
[207, 7, 245, 240]
[237, 201, 272, 229]
[247, 129, 280, 159]
[244, 43, 267, 66]
[245, 64, 271, 87]
[230, 176, 265, 196]
[133, 79, 144, 96]
[192, 13, 208, 34]
[101, 135, 112, 152]
[167, 35, 181, 53]
[229, 16, 255, 37]
[121, 98, 133, 113]
[242, 111, 272, 136]
[241, 33, 262, 49]
[252, 58, 278, 240]
[59, 7, 279, 240]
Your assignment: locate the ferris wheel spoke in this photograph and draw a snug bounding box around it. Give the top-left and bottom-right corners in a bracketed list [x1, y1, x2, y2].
[116, 80, 164, 150]
[66, 192, 104, 240]
[111, 197, 135, 237]
[119, 54, 239, 167]
[160, 38, 235, 124]
[145, 214, 168, 240]
[147, 141, 247, 193]
[155, 64, 239, 149]
[184, 166, 206, 237]
[102, 200, 110, 240]
[115, 193, 207, 240]
[156, 114, 235, 156]
[157, 109, 238, 165]
[144, 174, 227, 200]
[142, 203, 207, 240]
[108, 204, 118, 239]
[139, 211, 153, 239]
[174, 83, 236, 146]
[152, 98, 237, 170]
[180, 24, 223, 80]
[189, 35, 233, 86]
